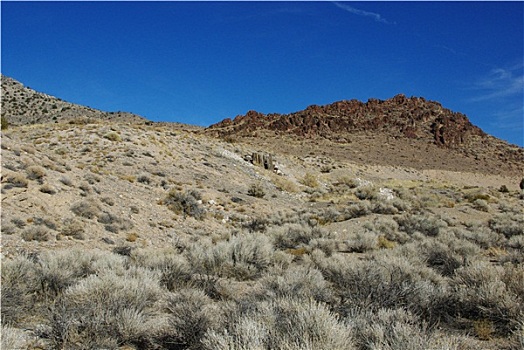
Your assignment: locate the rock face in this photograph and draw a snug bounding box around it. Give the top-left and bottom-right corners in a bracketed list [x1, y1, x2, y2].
[208, 94, 486, 148]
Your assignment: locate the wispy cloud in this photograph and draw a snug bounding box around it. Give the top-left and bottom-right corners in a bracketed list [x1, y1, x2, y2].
[333, 2, 393, 24]
[469, 64, 524, 102]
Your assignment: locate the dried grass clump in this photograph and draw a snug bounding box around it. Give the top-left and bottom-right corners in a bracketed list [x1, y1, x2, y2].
[103, 131, 122, 142]
[59, 175, 74, 186]
[355, 185, 378, 200]
[271, 174, 299, 193]
[472, 198, 490, 212]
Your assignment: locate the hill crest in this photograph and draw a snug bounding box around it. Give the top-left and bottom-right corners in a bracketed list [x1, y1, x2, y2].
[1, 75, 146, 125]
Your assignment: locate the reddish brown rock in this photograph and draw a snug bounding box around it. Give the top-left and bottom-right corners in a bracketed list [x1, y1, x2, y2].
[207, 94, 486, 147]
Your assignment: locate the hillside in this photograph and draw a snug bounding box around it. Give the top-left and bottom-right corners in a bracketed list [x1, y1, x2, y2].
[207, 95, 523, 176]
[1, 75, 146, 125]
[1, 76, 523, 349]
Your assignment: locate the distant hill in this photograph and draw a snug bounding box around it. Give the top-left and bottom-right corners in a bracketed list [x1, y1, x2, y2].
[207, 95, 523, 175]
[1, 75, 146, 126]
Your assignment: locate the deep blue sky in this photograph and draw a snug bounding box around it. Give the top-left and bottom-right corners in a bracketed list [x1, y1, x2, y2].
[2, 1, 523, 146]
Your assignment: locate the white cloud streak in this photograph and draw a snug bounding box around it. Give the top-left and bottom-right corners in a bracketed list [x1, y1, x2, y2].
[333, 2, 392, 24]
[470, 64, 524, 102]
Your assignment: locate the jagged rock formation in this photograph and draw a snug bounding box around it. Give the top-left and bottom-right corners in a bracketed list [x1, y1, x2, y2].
[1, 75, 146, 126]
[208, 94, 486, 148]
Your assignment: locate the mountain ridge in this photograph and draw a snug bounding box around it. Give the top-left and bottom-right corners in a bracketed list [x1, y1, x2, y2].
[2, 74, 522, 176]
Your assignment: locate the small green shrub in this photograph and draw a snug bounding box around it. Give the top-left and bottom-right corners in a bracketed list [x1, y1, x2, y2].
[164, 189, 205, 219]
[247, 182, 265, 198]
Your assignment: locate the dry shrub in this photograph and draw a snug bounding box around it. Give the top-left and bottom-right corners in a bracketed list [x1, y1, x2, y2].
[98, 211, 134, 233]
[21, 225, 50, 241]
[26, 165, 46, 181]
[260, 265, 333, 303]
[247, 182, 266, 198]
[271, 223, 328, 250]
[61, 218, 85, 240]
[130, 248, 192, 291]
[300, 172, 319, 188]
[316, 252, 444, 322]
[489, 212, 524, 238]
[163, 189, 205, 219]
[3, 172, 28, 188]
[448, 261, 523, 335]
[1, 325, 28, 350]
[186, 233, 273, 281]
[202, 297, 354, 350]
[348, 308, 431, 350]
[166, 288, 225, 349]
[1, 255, 40, 324]
[39, 183, 57, 194]
[395, 213, 447, 237]
[47, 268, 166, 348]
[71, 199, 101, 219]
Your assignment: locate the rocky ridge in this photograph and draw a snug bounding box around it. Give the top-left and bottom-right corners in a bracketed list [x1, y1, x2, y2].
[208, 94, 486, 147]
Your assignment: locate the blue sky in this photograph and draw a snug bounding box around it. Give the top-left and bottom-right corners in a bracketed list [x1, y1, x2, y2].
[2, 1, 523, 146]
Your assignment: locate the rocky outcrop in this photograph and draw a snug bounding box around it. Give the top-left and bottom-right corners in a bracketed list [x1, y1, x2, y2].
[208, 94, 486, 148]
